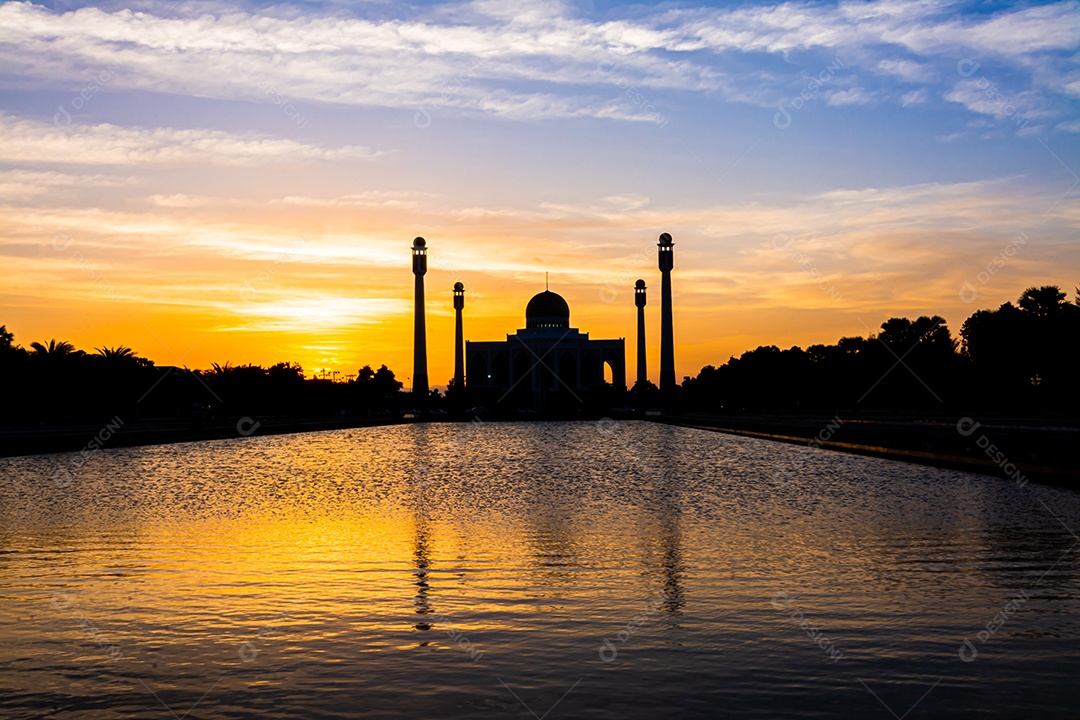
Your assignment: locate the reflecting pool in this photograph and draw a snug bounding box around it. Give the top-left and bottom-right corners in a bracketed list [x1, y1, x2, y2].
[1, 421, 1078, 718]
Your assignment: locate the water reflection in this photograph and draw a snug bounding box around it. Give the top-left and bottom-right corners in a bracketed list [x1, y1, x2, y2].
[410, 425, 434, 634]
[413, 516, 434, 632]
[0, 421, 1078, 718]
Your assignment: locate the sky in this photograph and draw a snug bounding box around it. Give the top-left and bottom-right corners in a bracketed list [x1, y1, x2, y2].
[0, 0, 1077, 388]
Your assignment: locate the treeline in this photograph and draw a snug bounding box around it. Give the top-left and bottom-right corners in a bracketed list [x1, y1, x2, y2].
[681, 285, 1080, 416]
[0, 331, 413, 426]
[4, 283, 1077, 425]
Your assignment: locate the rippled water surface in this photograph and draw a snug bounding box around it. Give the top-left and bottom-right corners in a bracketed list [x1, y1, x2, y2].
[1, 421, 1078, 718]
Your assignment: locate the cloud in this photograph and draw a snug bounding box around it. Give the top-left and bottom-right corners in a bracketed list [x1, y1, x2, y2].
[901, 88, 929, 106]
[923, 2, 1080, 57]
[876, 59, 935, 84]
[0, 168, 137, 200]
[0, 0, 1074, 123]
[4, 173, 1069, 283]
[943, 79, 1047, 127]
[826, 88, 872, 106]
[276, 191, 438, 209]
[936, 131, 968, 143]
[0, 114, 381, 167]
[148, 194, 247, 209]
[225, 296, 411, 333]
[4, 170, 1077, 382]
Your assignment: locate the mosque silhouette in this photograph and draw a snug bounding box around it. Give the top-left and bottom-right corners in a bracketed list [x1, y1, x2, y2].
[411, 233, 677, 409]
[467, 288, 627, 401]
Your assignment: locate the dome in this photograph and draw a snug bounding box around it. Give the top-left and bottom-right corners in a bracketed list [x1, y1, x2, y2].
[525, 290, 570, 329]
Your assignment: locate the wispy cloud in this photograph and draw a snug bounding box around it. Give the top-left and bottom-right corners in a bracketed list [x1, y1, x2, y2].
[900, 88, 929, 107]
[876, 59, 935, 84]
[0, 114, 382, 167]
[3, 173, 1073, 297]
[826, 87, 872, 106]
[943, 80, 1050, 125]
[0, 0, 1075, 123]
[0, 168, 137, 200]
[3, 169, 1075, 380]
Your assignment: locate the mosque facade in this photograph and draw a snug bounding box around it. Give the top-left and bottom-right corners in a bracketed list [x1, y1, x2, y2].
[465, 290, 626, 403]
[411, 232, 674, 408]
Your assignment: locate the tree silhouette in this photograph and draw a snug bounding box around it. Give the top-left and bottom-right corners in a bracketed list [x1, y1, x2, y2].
[0, 324, 419, 426]
[208, 361, 234, 378]
[95, 345, 136, 361]
[30, 339, 79, 356]
[1018, 285, 1068, 317]
[268, 361, 304, 382]
[960, 285, 1079, 410]
[877, 316, 956, 354]
[3, 280, 1075, 426]
[682, 287, 1076, 416]
[629, 379, 660, 409]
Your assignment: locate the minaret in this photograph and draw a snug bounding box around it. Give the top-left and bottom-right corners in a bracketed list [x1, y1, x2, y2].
[634, 279, 647, 386]
[412, 236, 429, 400]
[658, 232, 676, 395]
[453, 282, 465, 391]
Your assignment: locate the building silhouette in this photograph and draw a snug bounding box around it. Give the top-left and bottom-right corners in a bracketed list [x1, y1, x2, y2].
[411, 236, 429, 400]
[466, 290, 626, 407]
[658, 233, 676, 395]
[635, 279, 647, 386]
[453, 282, 465, 391]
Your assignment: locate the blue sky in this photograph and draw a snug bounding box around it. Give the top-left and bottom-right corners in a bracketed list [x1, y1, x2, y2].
[0, 0, 1077, 384]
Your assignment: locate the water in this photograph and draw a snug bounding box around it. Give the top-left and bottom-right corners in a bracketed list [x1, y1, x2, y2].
[1, 420, 1077, 718]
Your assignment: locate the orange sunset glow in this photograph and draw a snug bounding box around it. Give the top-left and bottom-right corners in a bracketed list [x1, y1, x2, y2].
[7, 173, 1075, 387]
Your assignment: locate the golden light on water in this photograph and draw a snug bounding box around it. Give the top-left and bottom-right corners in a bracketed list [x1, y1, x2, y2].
[1, 422, 1078, 717]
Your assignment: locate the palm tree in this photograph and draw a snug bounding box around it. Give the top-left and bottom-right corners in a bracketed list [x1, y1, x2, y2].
[95, 345, 137, 361]
[1018, 286, 1067, 317]
[208, 362, 235, 377]
[0, 325, 15, 352]
[30, 339, 78, 356]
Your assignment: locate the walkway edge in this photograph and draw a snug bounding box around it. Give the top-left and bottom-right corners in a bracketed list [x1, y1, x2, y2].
[651, 418, 1079, 489]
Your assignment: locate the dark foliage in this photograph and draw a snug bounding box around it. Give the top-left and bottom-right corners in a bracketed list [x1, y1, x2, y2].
[4, 284, 1076, 425]
[0, 329, 409, 426]
[681, 286, 1080, 417]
